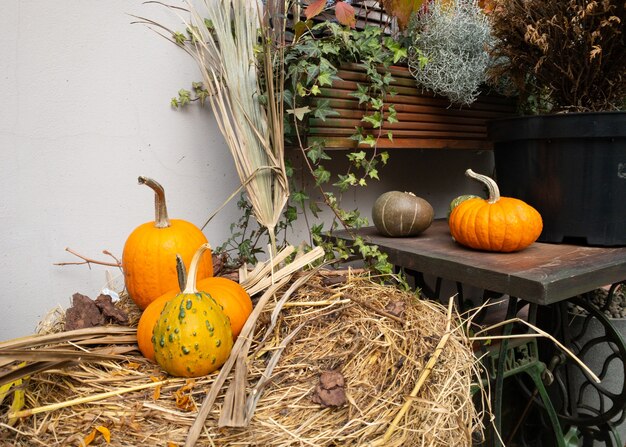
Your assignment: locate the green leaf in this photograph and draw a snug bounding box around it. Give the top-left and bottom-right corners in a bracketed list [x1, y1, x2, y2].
[347, 150, 366, 162]
[310, 202, 322, 218]
[317, 71, 333, 87]
[307, 141, 331, 163]
[284, 205, 298, 223]
[362, 135, 377, 147]
[173, 31, 186, 45]
[313, 99, 339, 121]
[310, 85, 321, 96]
[313, 165, 331, 185]
[380, 151, 390, 164]
[362, 111, 383, 128]
[350, 84, 370, 104]
[292, 190, 309, 206]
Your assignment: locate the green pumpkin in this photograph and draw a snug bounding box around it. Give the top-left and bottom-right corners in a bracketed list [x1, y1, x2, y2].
[448, 194, 480, 219]
[372, 191, 434, 237]
[153, 244, 233, 377]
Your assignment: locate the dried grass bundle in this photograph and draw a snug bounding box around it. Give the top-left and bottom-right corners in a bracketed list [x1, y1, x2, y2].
[138, 0, 290, 253]
[1, 272, 482, 447]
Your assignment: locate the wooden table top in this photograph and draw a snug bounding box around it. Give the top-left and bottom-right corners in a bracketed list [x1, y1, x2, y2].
[332, 220, 626, 305]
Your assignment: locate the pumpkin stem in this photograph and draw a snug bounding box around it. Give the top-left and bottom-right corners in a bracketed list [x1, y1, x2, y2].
[465, 169, 500, 204]
[138, 176, 170, 228]
[175, 254, 187, 292]
[183, 243, 211, 294]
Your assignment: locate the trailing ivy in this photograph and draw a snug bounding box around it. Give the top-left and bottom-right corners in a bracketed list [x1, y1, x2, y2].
[284, 22, 418, 282]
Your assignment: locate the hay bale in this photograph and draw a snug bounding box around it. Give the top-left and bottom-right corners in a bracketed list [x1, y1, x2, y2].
[0, 272, 482, 446]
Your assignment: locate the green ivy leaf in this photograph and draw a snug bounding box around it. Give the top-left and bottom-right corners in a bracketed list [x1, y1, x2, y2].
[362, 111, 383, 128]
[292, 190, 309, 206]
[313, 99, 339, 121]
[313, 165, 331, 185]
[350, 84, 370, 104]
[317, 71, 333, 87]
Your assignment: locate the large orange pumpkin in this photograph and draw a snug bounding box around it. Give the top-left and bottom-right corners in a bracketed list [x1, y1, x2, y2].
[448, 169, 543, 252]
[122, 177, 213, 310]
[137, 260, 252, 361]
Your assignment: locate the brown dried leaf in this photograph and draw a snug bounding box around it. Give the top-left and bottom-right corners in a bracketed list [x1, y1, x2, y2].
[311, 370, 347, 407]
[95, 294, 128, 324]
[385, 300, 407, 318]
[65, 293, 104, 331]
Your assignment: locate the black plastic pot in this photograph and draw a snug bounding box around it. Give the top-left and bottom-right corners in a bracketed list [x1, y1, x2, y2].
[488, 112, 626, 246]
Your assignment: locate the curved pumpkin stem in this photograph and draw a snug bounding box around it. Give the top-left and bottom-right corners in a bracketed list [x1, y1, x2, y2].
[184, 243, 212, 294]
[465, 169, 500, 204]
[175, 254, 187, 292]
[138, 176, 170, 228]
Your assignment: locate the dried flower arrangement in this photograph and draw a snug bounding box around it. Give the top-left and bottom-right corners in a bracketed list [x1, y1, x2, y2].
[488, 0, 626, 113]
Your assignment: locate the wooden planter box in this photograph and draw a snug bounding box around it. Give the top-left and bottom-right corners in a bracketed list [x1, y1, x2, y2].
[307, 64, 517, 150]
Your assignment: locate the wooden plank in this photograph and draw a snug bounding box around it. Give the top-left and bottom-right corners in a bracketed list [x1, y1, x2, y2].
[309, 136, 494, 150]
[309, 117, 485, 133]
[316, 87, 516, 112]
[319, 108, 489, 126]
[314, 99, 514, 120]
[308, 127, 485, 138]
[331, 221, 626, 305]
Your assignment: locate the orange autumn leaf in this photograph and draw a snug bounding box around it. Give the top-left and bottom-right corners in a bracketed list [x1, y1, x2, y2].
[335, 1, 357, 28]
[167, 442, 179, 447]
[83, 425, 111, 445]
[153, 384, 161, 400]
[380, 0, 425, 30]
[96, 425, 111, 443]
[304, 0, 326, 20]
[83, 429, 97, 446]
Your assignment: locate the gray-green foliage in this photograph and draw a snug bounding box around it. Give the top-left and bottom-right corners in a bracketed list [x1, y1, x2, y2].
[407, 0, 493, 105]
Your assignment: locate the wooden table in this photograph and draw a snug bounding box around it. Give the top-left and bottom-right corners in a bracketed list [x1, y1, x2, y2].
[333, 220, 626, 305]
[332, 220, 626, 446]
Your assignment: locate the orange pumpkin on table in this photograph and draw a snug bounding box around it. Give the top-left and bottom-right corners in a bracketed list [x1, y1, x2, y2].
[448, 169, 543, 252]
[122, 176, 213, 310]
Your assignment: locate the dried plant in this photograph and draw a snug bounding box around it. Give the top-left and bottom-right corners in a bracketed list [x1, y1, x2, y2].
[407, 0, 494, 105]
[138, 1, 290, 255]
[488, 0, 626, 113]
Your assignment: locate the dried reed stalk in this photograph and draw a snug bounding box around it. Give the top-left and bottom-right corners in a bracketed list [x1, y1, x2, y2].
[179, 0, 289, 254]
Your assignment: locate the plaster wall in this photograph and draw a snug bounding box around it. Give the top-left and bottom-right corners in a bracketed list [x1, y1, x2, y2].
[0, 1, 493, 340]
[0, 1, 244, 339]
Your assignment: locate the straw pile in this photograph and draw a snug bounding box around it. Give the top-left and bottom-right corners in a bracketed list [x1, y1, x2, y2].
[1, 271, 482, 447]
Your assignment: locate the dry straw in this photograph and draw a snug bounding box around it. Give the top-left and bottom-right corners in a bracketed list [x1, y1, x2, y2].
[0, 270, 482, 446]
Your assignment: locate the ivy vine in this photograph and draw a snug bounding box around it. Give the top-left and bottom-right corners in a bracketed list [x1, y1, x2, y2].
[284, 22, 420, 282]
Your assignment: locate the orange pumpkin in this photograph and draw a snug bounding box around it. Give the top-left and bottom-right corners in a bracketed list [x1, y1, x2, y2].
[122, 177, 213, 310]
[449, 169, 543, 252]
[137, 265, 252, 361]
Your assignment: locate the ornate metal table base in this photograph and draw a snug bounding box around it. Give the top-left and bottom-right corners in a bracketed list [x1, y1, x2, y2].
[414, 272, 626, 447]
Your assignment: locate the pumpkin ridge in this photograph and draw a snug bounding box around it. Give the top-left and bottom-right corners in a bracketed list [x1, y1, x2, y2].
[381, 196, 391, 235]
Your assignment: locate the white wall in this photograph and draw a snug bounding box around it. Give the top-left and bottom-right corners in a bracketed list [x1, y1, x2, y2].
[0, 1, 242, 339]
[0, 1, 494, 340]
